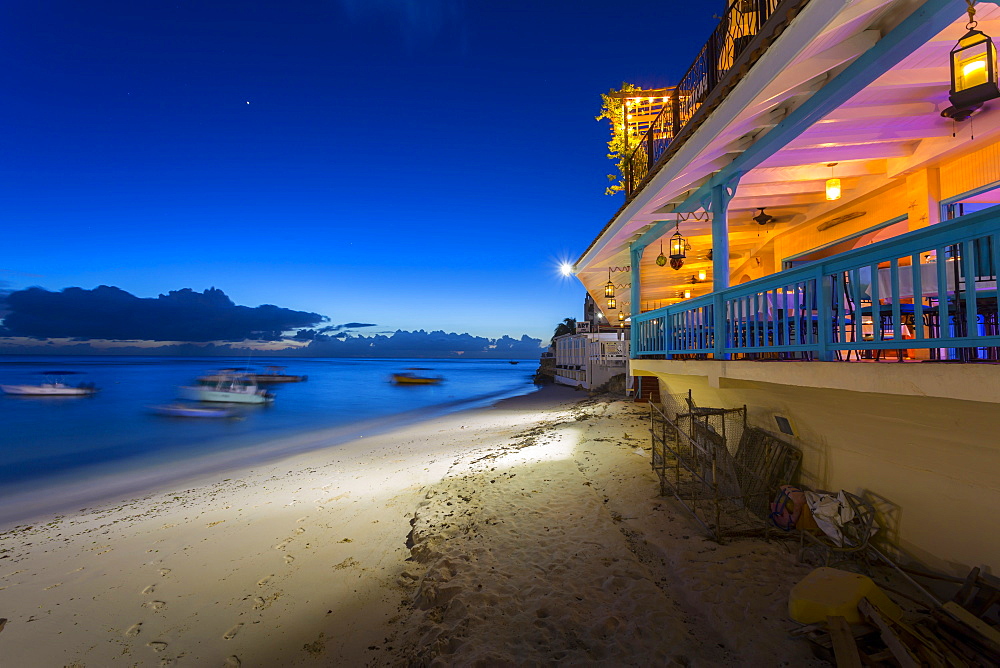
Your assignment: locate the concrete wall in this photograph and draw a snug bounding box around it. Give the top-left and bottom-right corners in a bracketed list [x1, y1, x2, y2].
[632, 359, 1000, 574]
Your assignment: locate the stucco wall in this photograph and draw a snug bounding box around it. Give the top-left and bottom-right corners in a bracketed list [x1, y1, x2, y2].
[632, 359, 1000, 574]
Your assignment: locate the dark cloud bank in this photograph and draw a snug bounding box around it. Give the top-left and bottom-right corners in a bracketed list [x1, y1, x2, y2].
[0, 286, 544, 358]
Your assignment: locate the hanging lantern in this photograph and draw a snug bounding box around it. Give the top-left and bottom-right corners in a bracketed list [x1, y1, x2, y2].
[618, 311, 625, 322]
[604, 268, 615, 299]
[655, 241, 667, 267]
[683, 289, 692, 299]
[697, 269, 707, 281]
[668, 222, 686, 271]
[825, 163, 841, 201]
[943, 2, 1000, 119]
[607, 296, 617, 310]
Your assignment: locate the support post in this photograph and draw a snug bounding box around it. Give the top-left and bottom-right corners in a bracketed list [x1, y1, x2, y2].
[630, 244, 645, 357]
[710, 182, 735, 358]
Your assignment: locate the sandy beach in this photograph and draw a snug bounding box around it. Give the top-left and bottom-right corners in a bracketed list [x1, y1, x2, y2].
[1, 385, 826, 666]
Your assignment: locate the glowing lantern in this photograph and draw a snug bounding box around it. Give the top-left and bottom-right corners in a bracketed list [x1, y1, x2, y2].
[607, 296, 616, 310]
[945, 3, 1000, 119]
[618, 311, 625, 322]
[697, 269, 707, 281]
[683, 289, 692, 299]
[668, 223, 687, 272]
[825, 163, 841, 201]
[604, 269, 615, 299]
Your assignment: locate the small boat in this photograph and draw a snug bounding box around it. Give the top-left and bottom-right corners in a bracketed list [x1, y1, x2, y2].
[245, 366, 307, 383]
[1, 371, 99, 396]
[391, 372, 443, 385]
[198, 366, 306, 384]
[179, 374, 274, 404]
[150, 403, 239, 418]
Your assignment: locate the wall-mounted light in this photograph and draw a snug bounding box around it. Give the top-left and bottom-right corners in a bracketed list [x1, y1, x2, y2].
[669, 222, 687, 270]
[943, 1, 1000, 120]
[825, 163, 841, 201]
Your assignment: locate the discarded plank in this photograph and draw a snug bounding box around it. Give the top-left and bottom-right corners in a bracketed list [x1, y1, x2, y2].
[826, 615, 863, 668]
[942, 601, 1000, 651]
[859, 598, 919, 668]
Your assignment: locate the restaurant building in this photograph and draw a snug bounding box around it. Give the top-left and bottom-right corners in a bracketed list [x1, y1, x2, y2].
[571, 0, 1000, 571]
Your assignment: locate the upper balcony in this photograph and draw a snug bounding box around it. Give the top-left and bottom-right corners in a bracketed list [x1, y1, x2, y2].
[575, 0, 1000, 366]
[617, 0, 800, 199]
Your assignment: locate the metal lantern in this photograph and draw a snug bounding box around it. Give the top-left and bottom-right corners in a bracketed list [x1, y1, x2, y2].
[604, 269, 615, 299]
[943, 4, 1000, 120]
[607, 296, 616, 310]
[655, 241, 667, 267]
[618, 310, 625, 322]
[668, 223, 686, 271]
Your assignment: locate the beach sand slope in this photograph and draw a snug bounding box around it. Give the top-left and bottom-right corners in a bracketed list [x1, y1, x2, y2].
[0, 387, 825, 666]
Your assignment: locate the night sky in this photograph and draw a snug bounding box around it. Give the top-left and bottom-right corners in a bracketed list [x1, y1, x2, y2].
[1, 0, 719, 342]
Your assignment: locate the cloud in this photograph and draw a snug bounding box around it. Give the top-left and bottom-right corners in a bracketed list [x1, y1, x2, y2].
[0, 285, 326, 342]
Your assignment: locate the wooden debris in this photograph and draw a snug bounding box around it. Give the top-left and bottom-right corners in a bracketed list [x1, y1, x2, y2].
[858, 598, 920, 668]
[827, 615, 863, 668]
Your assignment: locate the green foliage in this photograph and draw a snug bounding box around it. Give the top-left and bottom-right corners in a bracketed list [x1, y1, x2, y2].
[595, 82, 641, 196]
[551, 317, 577, 343]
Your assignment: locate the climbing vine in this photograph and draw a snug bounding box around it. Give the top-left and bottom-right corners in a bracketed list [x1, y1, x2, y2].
[595, 82, 641, 196]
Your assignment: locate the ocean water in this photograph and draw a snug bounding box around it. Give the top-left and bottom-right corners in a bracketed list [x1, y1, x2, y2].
[0, 356, 538, 522]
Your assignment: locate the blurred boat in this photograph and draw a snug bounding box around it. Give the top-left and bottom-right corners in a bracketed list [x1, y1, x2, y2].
[391, 372, 443, 385]
[1, 371, 99, 396]
[150, 403, 238, 418]
[198, 366, 306, 384]
[180, 374, 274, 404]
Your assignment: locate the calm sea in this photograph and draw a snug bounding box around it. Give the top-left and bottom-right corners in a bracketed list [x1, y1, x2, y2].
[0, 356, 538, 524]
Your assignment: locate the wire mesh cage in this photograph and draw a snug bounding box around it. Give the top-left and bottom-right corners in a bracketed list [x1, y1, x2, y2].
[649, 390, 801, 541]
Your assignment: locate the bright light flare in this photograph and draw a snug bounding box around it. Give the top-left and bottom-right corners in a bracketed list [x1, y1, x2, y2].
[558, 262, 574, 277]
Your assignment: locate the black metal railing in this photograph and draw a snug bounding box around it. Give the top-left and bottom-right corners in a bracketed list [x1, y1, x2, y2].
[623, 0, 789, 196]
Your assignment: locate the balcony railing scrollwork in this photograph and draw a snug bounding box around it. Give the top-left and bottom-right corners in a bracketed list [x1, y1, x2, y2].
[622, 0, 790, 197]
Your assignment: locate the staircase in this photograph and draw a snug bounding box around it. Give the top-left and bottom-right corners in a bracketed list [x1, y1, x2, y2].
[632, 376, 660, 404]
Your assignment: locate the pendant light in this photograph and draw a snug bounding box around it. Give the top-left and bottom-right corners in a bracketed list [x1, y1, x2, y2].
[943, 1, 1000, 120]
[668, 222, 687, 271]
[655, 240, 667, 267]
[825, 163, 841, 201]
[604, 268, 616, 310]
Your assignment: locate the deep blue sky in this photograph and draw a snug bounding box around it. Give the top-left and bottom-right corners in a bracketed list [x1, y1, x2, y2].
[1, 0, 719, 342]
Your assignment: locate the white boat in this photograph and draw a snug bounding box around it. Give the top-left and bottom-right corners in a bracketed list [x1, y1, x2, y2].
[179, 374, 274, 404]
[1, 371, 99, 396]
[150, 403, 239, 418]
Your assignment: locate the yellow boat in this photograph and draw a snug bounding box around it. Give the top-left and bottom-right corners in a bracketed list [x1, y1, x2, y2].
[391, 372, 442, 385]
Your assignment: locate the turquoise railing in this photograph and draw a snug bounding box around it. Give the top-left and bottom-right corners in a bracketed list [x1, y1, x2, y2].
[632, 206, 1000, 361]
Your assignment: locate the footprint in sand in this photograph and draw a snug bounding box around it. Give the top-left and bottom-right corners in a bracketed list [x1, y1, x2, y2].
[273, 539, 292, 551]
[252, 596, 266, 610]
[284, 554, 295, 564]
[223, 623, 244, 640]
[225, 656, 242, 667]
[257, 575, 273, 587]
[159, 569, 171, 577]
[296, 516, 308, 523]
[124, 622, 142, 637]
[294, 527, 305, 535]
[142, 584, 156, 595]
[44, 582, 62, 590]
[144, 600, 166, 611]
[147, 641, 168, 652]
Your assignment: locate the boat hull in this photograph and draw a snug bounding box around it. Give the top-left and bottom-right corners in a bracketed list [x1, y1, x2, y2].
[1, 384, 97, 396]
[391, 374, 442, 385]
[179, 386, 273, 404]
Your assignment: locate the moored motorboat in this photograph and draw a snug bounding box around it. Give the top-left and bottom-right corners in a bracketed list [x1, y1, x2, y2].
[1, 371, 99, 396]
[198, 366, 307, 384]
[150, 403, 239, 418]
[391, 372, 443, 385]
[180, 374, 274, 404]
